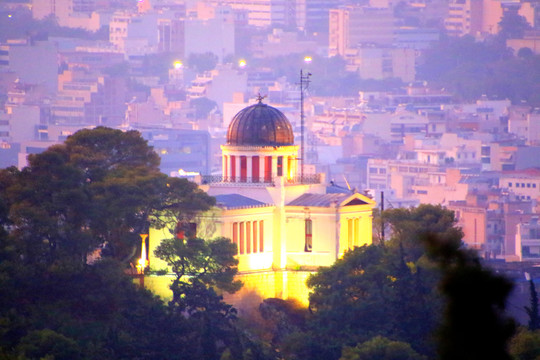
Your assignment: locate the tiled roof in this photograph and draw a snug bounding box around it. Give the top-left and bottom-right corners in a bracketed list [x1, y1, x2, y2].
[287, 193, 351, 207]
[214, 194, 268, 209]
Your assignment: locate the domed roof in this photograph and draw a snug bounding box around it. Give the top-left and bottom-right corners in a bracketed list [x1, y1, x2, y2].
[226, 100, 294, 146]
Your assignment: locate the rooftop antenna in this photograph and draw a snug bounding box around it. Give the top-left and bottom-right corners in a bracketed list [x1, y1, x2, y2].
[255, 93, 267, 103]
[298, 70, 311, 180]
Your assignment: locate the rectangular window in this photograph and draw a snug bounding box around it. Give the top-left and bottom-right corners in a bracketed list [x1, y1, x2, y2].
[232, 222, 238, 254]
[277, 156, 283, 176]
[246, 221, 251, 254]
[305, 219, 312, 252]
[239, 222, 245, 254]
[252, 221, 258, 253]
[260, 220, 264, 252]
[527, 183, 531, 188]
[231, 155, 236, 179]
[508, 182, 512, 187]
[264, 156, 272, 182]
[240, 156, 247, 182]
[252, 156, 259, 183]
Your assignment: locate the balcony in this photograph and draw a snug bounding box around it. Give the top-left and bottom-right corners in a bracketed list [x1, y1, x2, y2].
[199, 174, 322, 187]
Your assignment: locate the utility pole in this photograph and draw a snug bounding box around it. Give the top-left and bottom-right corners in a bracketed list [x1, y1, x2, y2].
[381, 191, 385, 246]
[299, 69, 311, 180]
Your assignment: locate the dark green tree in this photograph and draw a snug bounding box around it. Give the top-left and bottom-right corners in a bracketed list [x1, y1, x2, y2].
[2, 127, 172, 266]
[302, 243, 440, 360]
[187, 52, 219, 73]
[509, 328, 540, 360]
[0, 127, 227, 359]
[155, 236, 244, 359]
[190, 97, 219, 119]
[424, 234, 515, 360]
[340, 336, 426, 360]
[498, 12, 531, 40]
[525, 278, 540, 331]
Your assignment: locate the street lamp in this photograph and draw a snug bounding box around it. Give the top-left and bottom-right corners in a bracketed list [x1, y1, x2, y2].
[136, 234, 149, 287]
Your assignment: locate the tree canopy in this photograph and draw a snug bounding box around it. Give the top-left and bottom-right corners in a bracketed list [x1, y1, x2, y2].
[0, 127, 253, 360]
[266, 205, 516, 360]
[416, 34, 540, 106]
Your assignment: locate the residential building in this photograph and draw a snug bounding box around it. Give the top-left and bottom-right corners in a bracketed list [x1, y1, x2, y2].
[0, 39, 58, 94]
[344, 46, 416, 82]
[516, 217, 540, 261]
[329, 5, 394, 57]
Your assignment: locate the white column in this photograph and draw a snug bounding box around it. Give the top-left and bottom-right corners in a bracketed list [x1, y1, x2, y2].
[283, 155, 289, 179]
[271, 156, 278, 178]
[222, 155, 227, 177]
[227, 154, 232, 181]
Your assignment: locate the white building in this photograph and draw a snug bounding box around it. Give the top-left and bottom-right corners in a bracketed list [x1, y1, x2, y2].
[516, 217, 540, 261]
[149, 99, 375, 309]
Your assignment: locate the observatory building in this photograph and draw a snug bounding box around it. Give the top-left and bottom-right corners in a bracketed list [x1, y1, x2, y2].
[150, 99, 375, 308]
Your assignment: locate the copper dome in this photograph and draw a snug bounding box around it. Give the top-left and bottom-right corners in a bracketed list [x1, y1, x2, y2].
[226, 101, 294, 146]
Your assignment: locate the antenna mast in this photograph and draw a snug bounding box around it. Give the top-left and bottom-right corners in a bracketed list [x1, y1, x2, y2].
[299, 70, 311, 180]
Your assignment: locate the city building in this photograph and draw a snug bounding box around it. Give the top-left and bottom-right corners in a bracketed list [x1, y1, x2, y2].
[0, 39, 58, 94]
[516, 217, 540, 261]
[329, 5, 395, 57]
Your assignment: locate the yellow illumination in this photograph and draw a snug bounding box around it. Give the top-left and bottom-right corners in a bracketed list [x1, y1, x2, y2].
[238, 59, 247, 68]
[304, 56, 312, 64]
[173, 60, 183, 69]
[287, 162, 294, 180]
[137, 234, 149, 274]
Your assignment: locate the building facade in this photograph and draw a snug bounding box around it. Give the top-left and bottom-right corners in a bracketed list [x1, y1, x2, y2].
[148, 99, 375, 309]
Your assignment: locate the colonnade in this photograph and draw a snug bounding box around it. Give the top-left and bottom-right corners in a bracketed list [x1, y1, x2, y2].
[222, 153, 297, 183]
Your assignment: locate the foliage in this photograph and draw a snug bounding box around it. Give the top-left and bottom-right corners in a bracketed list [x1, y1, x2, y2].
[0, 127, 250, 359]
[416, 34, 540, 106]
[384, 204, 463, 262]
[302, 244, 440, 360]
[424, 233, 515, 360]
[190, 97, 219, 119]
[288, 205, 464, 360]
[187, 52, 219, 74]
[340, 336, 426, 360]
[140, 52, 180, 80]
[251, 54, 403, 97]
[278, 204, 516, 360]
[155, 236, 242, 311]
[498, 12, 531, 40]
[525, 279, 540, 331]
[155, 236, 244, 359]
[1, 127, 172, 267]
[0, 8, 107, 42]
[0, 256, 197, 359]
[509, 328, 540, 360]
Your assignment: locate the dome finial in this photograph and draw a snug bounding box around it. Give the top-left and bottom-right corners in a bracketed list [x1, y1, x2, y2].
[256, 93, 267, 103]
